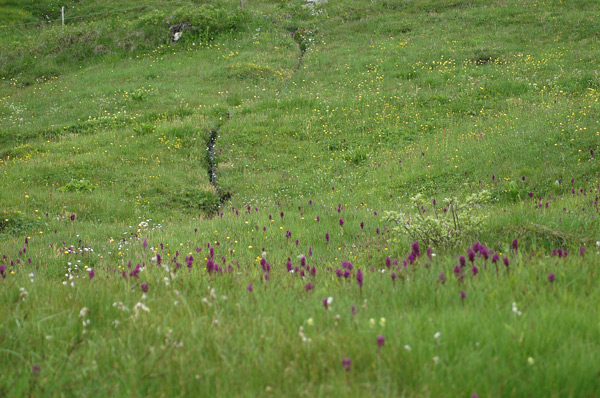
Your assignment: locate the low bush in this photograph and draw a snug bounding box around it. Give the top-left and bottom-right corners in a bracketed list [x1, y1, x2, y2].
[384, 190, 491, 247]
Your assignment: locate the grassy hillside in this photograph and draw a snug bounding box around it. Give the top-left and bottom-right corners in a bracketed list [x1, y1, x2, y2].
[1, 0, 599, 396]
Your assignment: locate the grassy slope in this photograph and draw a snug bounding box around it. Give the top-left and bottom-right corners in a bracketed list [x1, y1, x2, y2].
[1, 0, 600, 396]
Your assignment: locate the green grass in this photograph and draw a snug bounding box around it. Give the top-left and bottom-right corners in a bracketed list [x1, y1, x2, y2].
[1, 0, 600, 396]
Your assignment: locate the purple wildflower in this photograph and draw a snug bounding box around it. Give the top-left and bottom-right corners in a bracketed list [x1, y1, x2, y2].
[142, 238, 148, 251]
[439, 273, 446, 284]
[412, 241, 420, 257]
[548, 273, 555, 283]
[356, 269, 363, 289]
[89, 269, 95, 280]
[481, 247, 489, 261]
[247, 284, 253, 292]
[467, 249, 475, 263]
[342, 358, 351, 371]
[141, 282, 149, 293]
[377, 335, 385, 348]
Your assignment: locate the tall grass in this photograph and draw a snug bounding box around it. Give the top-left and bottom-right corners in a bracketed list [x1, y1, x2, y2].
[1, 0, 599, 395]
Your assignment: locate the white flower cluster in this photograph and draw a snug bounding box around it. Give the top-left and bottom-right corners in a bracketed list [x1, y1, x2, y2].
[512, 302, 522, 316]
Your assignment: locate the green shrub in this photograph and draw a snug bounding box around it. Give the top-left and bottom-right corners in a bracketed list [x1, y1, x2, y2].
[59, 178, 97, 193]
[133, 123, 156, 136]
[384, 190, 491, 247]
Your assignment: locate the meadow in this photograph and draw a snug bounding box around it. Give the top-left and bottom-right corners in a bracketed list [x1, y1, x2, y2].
[1, 0, 599, 396]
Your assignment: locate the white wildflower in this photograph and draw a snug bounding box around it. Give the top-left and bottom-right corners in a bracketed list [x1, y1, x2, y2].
[512, 302, 522, 316]
[133, 302, 149, 315]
